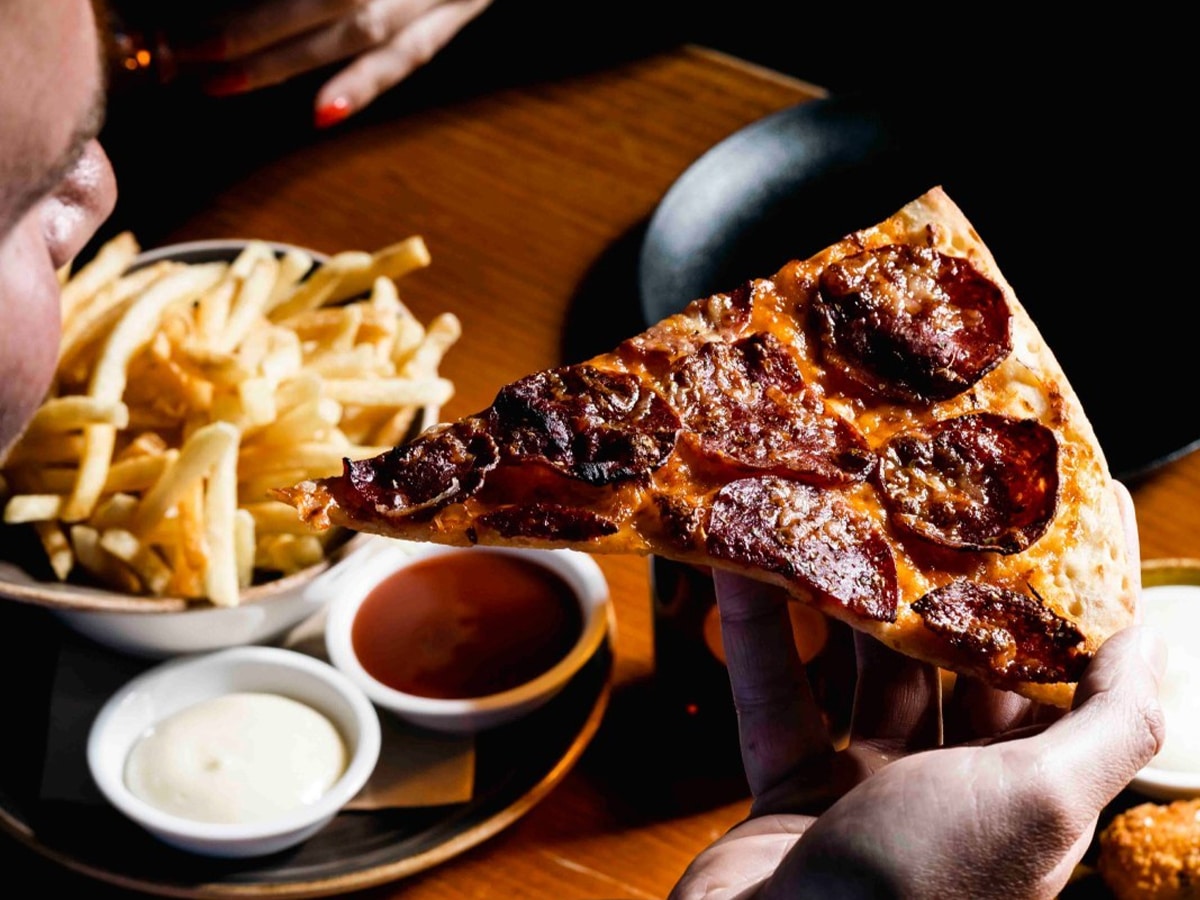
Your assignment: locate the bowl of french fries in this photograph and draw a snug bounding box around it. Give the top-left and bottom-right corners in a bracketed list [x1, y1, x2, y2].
[0, 232, 458, 657]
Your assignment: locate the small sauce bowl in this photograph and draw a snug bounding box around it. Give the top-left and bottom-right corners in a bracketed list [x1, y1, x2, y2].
[323, 538, 612, 734]
[1130, 558, 1200, 801]
[87, 645, 381, 857]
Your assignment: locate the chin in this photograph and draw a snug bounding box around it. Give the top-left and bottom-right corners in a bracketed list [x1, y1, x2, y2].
[0, 382, 48, 463]
[0, 303, 60, 461]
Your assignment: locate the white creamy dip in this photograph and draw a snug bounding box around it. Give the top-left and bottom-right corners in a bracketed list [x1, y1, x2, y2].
[1142, 584, 1200, 773]
[124, 692, 348, 824]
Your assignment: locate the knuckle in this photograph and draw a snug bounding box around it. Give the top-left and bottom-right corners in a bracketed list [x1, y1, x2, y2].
[1134, 693, 1168, 760]
[351, 3, 392, 47]
[401, 27, 439, 68]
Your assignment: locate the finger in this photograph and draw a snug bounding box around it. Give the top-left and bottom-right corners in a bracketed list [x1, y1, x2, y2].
[945, 481, 1141, 745]
[314, 0, 492, 120]
[849, 631, 941, 751]
[173, 0, 360, 61]
[943, 675, 1039, 743]
[199, 0, 448, 95]
[1031, 625, 1167, 817]
[713, 570, 833, 799]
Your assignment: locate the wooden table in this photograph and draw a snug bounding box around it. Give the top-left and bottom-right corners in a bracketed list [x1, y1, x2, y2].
[5, 42, 1200, 899]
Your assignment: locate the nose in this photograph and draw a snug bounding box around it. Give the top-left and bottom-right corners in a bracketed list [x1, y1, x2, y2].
[41, 139, 119, 270]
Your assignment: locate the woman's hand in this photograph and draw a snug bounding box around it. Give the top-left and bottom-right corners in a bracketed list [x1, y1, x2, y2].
[173, 0, 493, 126]
[670, 484, 1167, 899]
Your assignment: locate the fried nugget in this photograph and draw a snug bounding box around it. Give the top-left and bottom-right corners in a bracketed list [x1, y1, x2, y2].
[1097, 797, 1200, 899]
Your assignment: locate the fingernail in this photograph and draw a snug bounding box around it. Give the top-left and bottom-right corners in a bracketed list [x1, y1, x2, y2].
[315, 97, 352, 129]
[204, 71, 249, 97]
[1138, 625, 1169, 681]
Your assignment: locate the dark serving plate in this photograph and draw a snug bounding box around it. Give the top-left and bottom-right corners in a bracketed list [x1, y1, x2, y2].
[0, 601, 612, 898]
[638, 93, 1198, 482]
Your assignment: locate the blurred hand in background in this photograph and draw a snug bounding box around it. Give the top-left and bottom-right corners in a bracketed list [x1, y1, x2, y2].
[168, 0, 493, 127]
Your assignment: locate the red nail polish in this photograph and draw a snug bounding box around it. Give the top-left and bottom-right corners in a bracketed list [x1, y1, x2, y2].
[204, 71, 249, 97]
[315, 98, 352, 129]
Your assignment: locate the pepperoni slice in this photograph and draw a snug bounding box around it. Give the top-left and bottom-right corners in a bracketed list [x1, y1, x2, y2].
[879, 413, 1058, 554]
[814, 244, 1012, 402]
[342, 419, 498, 517]
[912, 580, 1089, 683]
[488, 365, 680, 486]
[477, 504, 619, 541]
[667, 333, 873, 485]
[706, 476, 898, 621]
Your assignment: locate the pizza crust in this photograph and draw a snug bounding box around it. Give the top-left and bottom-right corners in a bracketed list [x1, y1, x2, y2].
[280, 186, 1135, 709]
[876, 189, 1133, 705]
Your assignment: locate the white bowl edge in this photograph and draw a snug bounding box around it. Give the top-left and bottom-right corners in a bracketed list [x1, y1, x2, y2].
[87, 646, 381, 857]
[323, 540, 612, 734]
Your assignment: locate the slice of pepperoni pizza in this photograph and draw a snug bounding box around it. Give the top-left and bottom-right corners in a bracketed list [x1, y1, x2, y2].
[276, 186, 1135, 708]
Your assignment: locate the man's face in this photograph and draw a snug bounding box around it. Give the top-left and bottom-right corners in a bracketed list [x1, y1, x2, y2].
[0, 0, 116, 459]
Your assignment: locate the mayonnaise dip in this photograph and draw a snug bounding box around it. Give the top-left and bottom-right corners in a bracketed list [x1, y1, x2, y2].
[124, 692, 347, 824]
[1141, 584, 1200, 773]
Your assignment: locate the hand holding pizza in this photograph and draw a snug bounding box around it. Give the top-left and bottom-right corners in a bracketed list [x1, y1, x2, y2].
[669, 484, 1168, 900]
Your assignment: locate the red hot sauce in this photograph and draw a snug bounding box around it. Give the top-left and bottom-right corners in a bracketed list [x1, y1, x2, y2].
[350, 551, 584, 699]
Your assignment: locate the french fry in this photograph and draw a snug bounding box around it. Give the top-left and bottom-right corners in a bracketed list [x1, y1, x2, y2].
[401, 312, 462, 377]
[25, 396, 129, 434]
[3, 232, 457, 606]
[372, 406, 420, 447]
[321, 376, 454, 408]
[100, 527, 173, 595]
[212, 255, 279, 353]
[325, 236, 431, 305]
[63, 263, 227, 521]
[1, 433, 83, 465]
[229, 240, 275, 279]
[59, 261, 170, 380]
[89, 262, 227, 402]
[105, 450, 179, 495]
[60, 231, 140, 325]
[203, 427, 239, 607]
[233, 508, 256, 588]
[238, 440, 386, 479]
[267, 250, 373, 321]
[4, 494, 64, 524]
[90, 492, 139, 530]
[256, 533, 324, 573]
[243, 397, 340, 448]
[131, 421, 238, 535]
[308, 345, 393, 379]
[266, 247, 316, 309]
[236, 377, 277, 428]
[243, 499, 324, 536]
[62, 424, 117, 522]
[34, 521, 73, 581]
[194, 275, 237, 342]
[116, 431, 169, 460]
[70, 523, 141, 593]
[240, 468, 314, 506]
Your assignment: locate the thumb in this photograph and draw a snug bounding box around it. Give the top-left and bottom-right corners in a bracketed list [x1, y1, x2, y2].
[1033, 625, 1167, 814]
